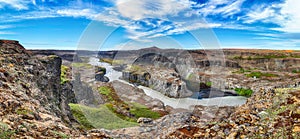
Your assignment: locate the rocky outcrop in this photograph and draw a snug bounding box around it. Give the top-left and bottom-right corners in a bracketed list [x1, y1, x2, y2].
[72, 73, 103, 106]
[122, 66, 192, 98]
[195, 59, 241, 68]
[0, 40, 81, 138]
[94, 66, 109, 82]
[122, 71, 150, 86]
[167, 88, 300, 138]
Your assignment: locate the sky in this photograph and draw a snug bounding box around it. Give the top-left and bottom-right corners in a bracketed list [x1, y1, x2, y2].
[0, 0, 300, 50]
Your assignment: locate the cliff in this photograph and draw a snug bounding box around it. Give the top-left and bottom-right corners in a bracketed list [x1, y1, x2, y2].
[0, 40, 80, 138]
[122, 65, 193, 98]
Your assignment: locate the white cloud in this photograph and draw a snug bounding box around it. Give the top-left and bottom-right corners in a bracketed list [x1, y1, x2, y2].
[277, 0, 300, 33]
[200, 0, 245, 17]
[111, 42, 143, 50]
[116, 0, 195, 20]
[241, 0, 300, 33]
[31, 0, 36, 5]
[242, 3, 286, 25]
[57, 9, 97, 19]
[165, 22, 221, 36]
[0, 31, 15, 35]
[7, 10, 58, 22]
[0, 25, 14, 29]
[0, 25, 15, 35]
[0, 0, 31, 10]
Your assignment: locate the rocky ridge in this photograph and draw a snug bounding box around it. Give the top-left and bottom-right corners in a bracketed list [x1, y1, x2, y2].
[0, 40, 86, 138]
[167, 88, 300, 138]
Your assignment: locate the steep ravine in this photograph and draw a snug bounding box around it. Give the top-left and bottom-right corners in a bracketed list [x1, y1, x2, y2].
[0, 40, 85, 138]
[88, 57, 247, 109]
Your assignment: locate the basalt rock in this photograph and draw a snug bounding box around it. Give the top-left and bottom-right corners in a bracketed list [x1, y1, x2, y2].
[94, 66, 109, 82]
[122, 66, 192, 98]
[0, 40, 82, 138]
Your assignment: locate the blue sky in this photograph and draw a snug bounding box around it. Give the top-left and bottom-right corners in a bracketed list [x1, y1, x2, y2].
[0, 0, 300, 50]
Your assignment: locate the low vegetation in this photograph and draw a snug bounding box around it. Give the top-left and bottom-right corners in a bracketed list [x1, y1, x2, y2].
[234, 88, 253, 97]
[100, 58, 123, 65]
[246, 71, 278, 78]
[16, 108, 33, 116]
[98, 85, 161, 123]
[250, 88, 300, 138]
[60, 65, 69, 84]
[69, 103, 138, 130]
[126, 65, 144, 72]
[0, 122, 15, 139]
[205, 81, 212, 87]
[232, 68, 251, 74]
[98, 86, 113, 101]
[51, 131, 70, 139]
[233, 54, 288, 60]
[292, 69, 300, 73]
[129, 102, 161, 119]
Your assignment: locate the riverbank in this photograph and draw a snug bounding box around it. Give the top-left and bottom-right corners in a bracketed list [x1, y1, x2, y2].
[88, 57, 247, 109]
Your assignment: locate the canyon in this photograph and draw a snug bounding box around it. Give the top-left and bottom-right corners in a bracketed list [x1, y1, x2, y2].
[1, 40, 299, 138]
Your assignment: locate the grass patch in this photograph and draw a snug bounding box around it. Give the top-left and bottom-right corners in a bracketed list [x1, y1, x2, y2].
[98, 86, 113, 101]
[0, 122, 15, 139]
[246, 71, 278, 78]
[292, 69, 300, 73]
[232, 68, 252, 74]
[51, 131, 70, 139]
[234, 88, 253, 97]
[129, 102, 161, 119]
[71, 62, 93, 69]
[233, 55, 288, 60]
[16, 108, 33, 115]
[60, 65, 69, 84]
[100, 58, 123, 65]
[205, 81, 212, 87]
[69, 103, 138, 130]
[69, 103, 94, 130]
[98, 86, 162, 122]
[126, 65, 144, 72]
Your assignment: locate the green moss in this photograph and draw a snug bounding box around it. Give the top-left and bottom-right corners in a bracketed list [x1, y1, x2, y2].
[232, 68, 252, 74]
[98, 86, 161, 122]
[48, 55, 59, 59]
[246, 72, 278, 78]
[60, 65, 69, 84]
[234, 88, 253, 97]
[69, 103, 137, 130]
[205, 81, 212, 87]
[68, 103, 94, 130]
[129, 102, 161, 119]
[126, 65, 144, 73]
[292, 69, 300, 73]
[98, 86, 113, 101]
[16, 108, 33, 115]
[233, 55, 288, 60]
[95, 66, 106, 74]
[71, 62, 93, 69]
[0, 122, 15, 139]
[51, 131, 70, 139]
[100, 58, 123, 65]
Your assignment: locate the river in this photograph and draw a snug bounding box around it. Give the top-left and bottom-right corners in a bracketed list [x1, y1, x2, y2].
[89, 57, 247, 109]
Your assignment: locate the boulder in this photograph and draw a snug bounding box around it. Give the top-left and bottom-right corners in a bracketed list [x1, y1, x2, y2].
[137, 117, 153, 124]
[94, 66, 109, 82]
